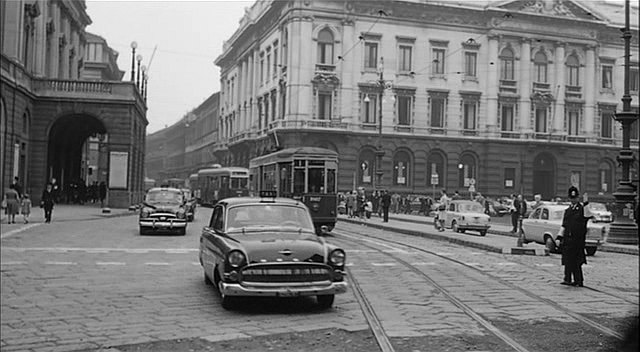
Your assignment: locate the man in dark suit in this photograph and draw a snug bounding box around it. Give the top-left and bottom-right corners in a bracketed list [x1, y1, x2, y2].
[381, 190, 391, 222]
[558, 186, 592, 287]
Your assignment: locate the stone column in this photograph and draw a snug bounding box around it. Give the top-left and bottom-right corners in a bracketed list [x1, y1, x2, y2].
[553, 42, 566, 134]
[485, 34, 500, 136]
[519, 38, 532, 134]
[584, 45, 596, 139]
[34, 8, 47, 76]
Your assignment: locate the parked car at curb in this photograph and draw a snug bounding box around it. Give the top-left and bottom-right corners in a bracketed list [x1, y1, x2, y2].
[199, 191, 348, 310]
[521, 204, 607, 255]
[439, 200, 491, 236]
[587, 202, 613, 223]
[139, 187, 188, 235]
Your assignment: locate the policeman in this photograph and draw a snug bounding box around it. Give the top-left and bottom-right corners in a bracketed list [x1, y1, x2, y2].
[558, 186, 593, 287]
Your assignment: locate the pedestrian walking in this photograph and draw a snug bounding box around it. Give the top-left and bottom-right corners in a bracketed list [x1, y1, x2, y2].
[3, 184, 21, 224]
[557, 186, 593, 287]
[437, 189, 450, 231]
[99, 181, 107, 207]
[346, 191, 356, 218]
[381, 190, 391, 222]
[12, 176, 23, 199]
[41, 183, 56, 223]
[509, 194, 518, 232]
[21, 194, 32, 223]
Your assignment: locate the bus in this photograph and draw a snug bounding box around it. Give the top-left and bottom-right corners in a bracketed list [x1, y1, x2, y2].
[249, 146, 338, 233]
[197, 167, 250, 206]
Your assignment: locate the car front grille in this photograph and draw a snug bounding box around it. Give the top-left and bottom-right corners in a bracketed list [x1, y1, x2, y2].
[240, 264, 332, 283]
[149, 213, 177, 219]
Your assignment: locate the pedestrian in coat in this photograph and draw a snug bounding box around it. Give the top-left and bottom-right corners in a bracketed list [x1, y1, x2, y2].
[346, 191, 356, 218]
[381, 190, 391, 222]
[3, 184, 21, 224]
[509, 194, 519, 232]
[21, 194, 32, 223]
[41, 183, 56, 223]
[437, 189, 451, 231]
[99, 181, 107, 207]
[558, 186, 593, 287]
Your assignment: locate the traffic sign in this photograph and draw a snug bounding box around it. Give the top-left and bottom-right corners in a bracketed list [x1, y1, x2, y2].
[430, 174, 439, 185]
[468, 185, 476, 193]
[469, 178, 476, 185]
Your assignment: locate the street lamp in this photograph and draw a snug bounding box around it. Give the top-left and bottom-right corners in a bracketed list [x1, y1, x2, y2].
[370, 57, 394, 191]
[609, 0, 638, 245]
[130, 41, 137, 81]
[140, 65, 146, 97]
[136, 54, 143, 89]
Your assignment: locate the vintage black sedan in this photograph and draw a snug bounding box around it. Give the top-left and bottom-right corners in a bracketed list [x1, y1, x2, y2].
[199, 191, 348, 310]
[139, 187, 188, 235]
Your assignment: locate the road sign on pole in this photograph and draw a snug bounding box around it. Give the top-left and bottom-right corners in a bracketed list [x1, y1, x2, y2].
[430, 174, 439, 186]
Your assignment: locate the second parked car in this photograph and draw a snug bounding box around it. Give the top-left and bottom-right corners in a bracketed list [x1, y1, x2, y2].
[439, 200, 491, 236]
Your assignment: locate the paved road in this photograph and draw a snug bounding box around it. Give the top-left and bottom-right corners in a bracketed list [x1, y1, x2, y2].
[1, 205, 637, 352]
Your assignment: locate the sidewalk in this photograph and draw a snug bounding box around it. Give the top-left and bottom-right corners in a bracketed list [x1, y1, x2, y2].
[1, 204, 136, 237]
[338, 212, 639, 256]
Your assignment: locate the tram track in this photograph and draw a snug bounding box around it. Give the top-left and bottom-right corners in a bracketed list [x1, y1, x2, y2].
[332, 225, 627, 352]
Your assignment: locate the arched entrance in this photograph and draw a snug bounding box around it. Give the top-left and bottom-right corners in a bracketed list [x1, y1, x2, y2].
[532, 153, 556, 200]
[47, 114, 107, 203]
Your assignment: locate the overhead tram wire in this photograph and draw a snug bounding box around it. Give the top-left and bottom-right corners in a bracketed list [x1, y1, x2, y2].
[336, 10, 387, 63]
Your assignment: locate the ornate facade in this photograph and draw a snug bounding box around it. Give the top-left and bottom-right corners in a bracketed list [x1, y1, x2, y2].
[1, 0, 147, 207]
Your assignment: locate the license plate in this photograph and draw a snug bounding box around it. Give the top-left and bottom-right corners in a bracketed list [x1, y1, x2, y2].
[160, 217, 166, 221]
[277, 290, 300, 297]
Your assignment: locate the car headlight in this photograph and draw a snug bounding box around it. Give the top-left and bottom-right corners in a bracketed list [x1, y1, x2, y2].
[329, 249, 346, 266]
[176, 209, 186, 219]
[141, 208, 151, 218]
[227, 250, 246, 268]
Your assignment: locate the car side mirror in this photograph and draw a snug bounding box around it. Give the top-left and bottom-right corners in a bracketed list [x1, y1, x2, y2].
[319, 225, 330, 236]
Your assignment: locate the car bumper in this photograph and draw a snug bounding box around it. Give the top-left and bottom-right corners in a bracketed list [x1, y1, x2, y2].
[460, 224, 490, 230]
[139, 219, 187, 229]
[220, 280, 348, 297]
[586, 239, 602, 247]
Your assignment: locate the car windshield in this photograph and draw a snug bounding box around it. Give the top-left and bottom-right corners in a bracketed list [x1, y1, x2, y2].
[589, 203, 608, 211]
[226, 204, 314, 232]
[145, 190, 183, 204]
[458, 203, 484, 213]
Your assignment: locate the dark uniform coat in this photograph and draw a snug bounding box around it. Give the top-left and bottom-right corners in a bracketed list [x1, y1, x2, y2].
[560, 202, 590, 266]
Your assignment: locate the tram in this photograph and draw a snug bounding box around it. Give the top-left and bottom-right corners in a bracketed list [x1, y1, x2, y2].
[188, 173, 200, 200]
[161, 177, 185, 189]
[249, 146, 338, 233]
[197, 166, 250, 206]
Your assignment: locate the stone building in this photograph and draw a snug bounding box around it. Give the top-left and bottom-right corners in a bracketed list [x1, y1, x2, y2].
[211, 0, 638, 200]
[1, 0, 147, 207]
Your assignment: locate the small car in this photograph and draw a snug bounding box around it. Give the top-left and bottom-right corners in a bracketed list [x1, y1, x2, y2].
[521, 204, 607, 255]
[440, 200, 491, 236]
[587, 202, 613, 223]
[139, 187, 188, 235]
[199, 191, 348, 310]
[181, 188, 197, 221]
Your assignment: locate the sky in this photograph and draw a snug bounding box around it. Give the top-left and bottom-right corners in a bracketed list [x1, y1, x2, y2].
[85, 0, 253, 134]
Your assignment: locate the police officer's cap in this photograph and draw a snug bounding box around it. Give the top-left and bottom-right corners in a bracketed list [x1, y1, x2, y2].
[568, 186, 579, 198]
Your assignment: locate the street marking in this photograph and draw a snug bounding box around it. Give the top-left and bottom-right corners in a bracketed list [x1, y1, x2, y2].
[1, 261, 27, 265]
[411, 262, 437, 266]
[165, 249, 191, 254]
[536, 263, 555, 267]
[496, 262, 518, 266]
[0, 223, 41, 239]
[0, 247, 198, 253]
[86, 249, 109, 253]
[45, 261, 77, 265]
[145, 262, 170, 266]
[96, 262, 126, 266]
[371, 263, 397, 266]
[46, 249, 68, 253]
[125, 249, 150, 253]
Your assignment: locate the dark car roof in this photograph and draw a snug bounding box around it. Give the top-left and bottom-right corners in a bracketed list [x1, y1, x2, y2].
[218, 196, 306, 207]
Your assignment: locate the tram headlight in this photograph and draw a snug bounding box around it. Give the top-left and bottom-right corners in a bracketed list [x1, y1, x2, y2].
[329, 249, 346, 266]
[311, 203, 320, 212]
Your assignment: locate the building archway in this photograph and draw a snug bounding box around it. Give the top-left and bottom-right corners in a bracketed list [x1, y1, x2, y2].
[532, 153, 556, 199]
[47, 114, 108, 203]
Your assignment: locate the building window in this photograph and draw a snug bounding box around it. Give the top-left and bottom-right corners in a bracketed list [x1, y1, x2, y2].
[601, 109, 613, 138]
[504, 168, 516, 188]
[534, 51, 547, 83]
[463, 102, 476, 130]
[458, 154, 476, 189]
[393, 151, 410, 186]
[535, 107, 547, 133]
[428, 154, 445, 187]
[273, 47, 278, 79]
[567, 110, 580, 136]
[266, 49, 271, 82]
[599, 162, 612, 193]
[500, 48, 514, 80]
[318, 92, 332, 120]
[433, 48, 445, 75]
[630, 68, 639, 92]
[259, 53, 265, 85]
[399, 45, 412, 72]
[397, 96, 411, 126]
[364, 42, 378, 70]
[501, 104, 514, 131]
[602, 65, 613, 89]
[271, 92, 277, 123]
[317, 29, 334, 65]
[567, 55, 580, 86]
[430, 97, 445, 128]
[464, 52, 477, 77]
[362, 94, 377, 124]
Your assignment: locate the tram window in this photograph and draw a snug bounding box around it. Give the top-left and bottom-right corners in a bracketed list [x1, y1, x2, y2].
[262, 164, 277, 190]
[327, 168, 336, 193]
[294, 160, 305, 167]
[308, 160, 325, 166]
[279, 163, 292, 195]
[231, 177, 248, 189]
[308, 168, 324, 193]
[221, 176, 229, 190]
[294, 168, 306, 194]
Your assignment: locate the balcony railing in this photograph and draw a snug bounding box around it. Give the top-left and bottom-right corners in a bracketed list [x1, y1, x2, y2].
[499, 79, 517, 94]
[565, 85, 582, 99]
[533, 82, 550, 93]
[33, 79, 113, 94]
[315, 63, 336, 74]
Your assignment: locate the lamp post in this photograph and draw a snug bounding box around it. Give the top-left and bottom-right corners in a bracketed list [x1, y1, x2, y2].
[140, 65, 146, 97]
[130, 41, 137, 81]
[371, 57, 393, 191]
[609, 0, 638, 245]
[136, 55, 143, 89]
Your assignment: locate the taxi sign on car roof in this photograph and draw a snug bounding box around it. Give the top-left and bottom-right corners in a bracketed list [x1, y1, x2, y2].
[259, 190, 278, 198]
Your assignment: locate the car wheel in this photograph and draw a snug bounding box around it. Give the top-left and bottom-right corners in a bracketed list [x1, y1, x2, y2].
[585, 247, 597, 256]
[317, 294, 335, 309]
[545, 236, 557, 253]
[479, 230, 486, 236]
[452, 221, 460, 233]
